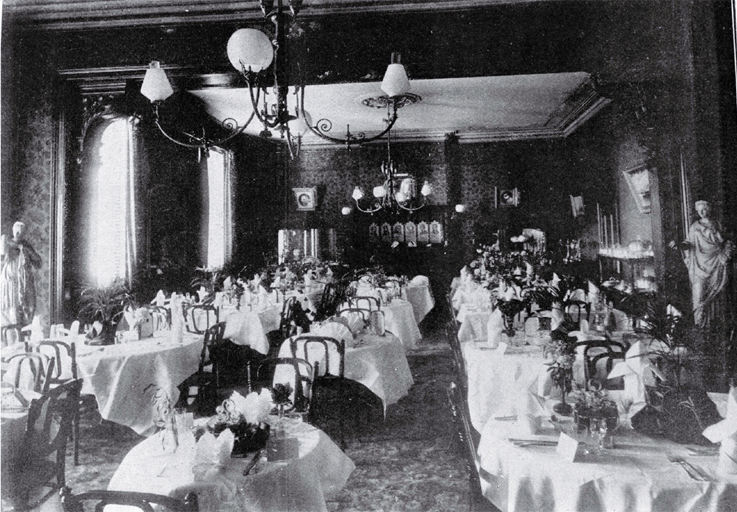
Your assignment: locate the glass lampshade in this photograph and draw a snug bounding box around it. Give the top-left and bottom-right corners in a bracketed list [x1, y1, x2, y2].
[420, 181, 433, 196]
[227, 28, 274, 73]
[455, 204, 466, 213]
[381, 53, 410, 98]
[352, 187, 364, 201]
[399, 177, 416, 199]
[373, 185, 387, 198]
[141, 61, 174, 103]
[341, 206, 353, 215]
[395, 191, 407, 203]
[289, 110, 312, 137]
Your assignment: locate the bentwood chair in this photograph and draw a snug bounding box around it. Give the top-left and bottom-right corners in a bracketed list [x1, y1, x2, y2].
[34, 340, 85, 465]
[289, 335, 348, 449]
[3, 379, 82, 511]
[183, 304, 220, 335]
[59, 488, 199, 512]
[255, 357, 313, 414]
[176, 322, 226, 416]
[2, 352, 55, 394]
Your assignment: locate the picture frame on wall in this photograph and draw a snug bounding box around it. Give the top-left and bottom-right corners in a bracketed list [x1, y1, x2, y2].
[495, 187, 520, 207]
[622, 164, 651, 214]
[292, 188, 317, 211]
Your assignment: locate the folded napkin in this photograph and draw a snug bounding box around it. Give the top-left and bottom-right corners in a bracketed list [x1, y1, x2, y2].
[487, 308, 504, 349]
[192, 429, 236, 484]
[170, 294, 185, 343]
[607, 341, 663, 418]
[153, 290, 167, 307]
[514, 391, 547, 435]
[551, 273, 561, 289]
[197, 286, 209, 304]
[525, 262, 534, 279]
[213, 292, 224, 308]
[703, 386, 737, 474]
[21, 315, 44, 342]
[340, 311, 366, 336]
[223, 276, 233, 291]
[587, 281, 600, 303]
[410, 275, 429, 286]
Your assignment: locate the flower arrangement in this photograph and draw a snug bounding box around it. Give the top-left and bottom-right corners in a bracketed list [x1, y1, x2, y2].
[79, 278, 134, 345]
[208, 389, 273, 455]
[571, 381, 619, 430]
[543, 325, 578, 415]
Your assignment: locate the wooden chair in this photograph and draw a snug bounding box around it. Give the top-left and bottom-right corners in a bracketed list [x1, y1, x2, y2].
[59, 488, 198, 512]
[348, 295, 381, 311]
[2, 352, 55, 394]
[290, 335, 348, 449]
[3, 379, 82, 511]
[255, 357, 313, 414]
[580, 339, 626, 389]
[183, 304, 219, 335]
[313, 282, 346, 322]
[34, 340, 85, 466]
[175, 322, 226, 416]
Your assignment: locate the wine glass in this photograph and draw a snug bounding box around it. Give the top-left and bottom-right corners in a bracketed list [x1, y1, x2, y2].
[589, 418, 608, 455]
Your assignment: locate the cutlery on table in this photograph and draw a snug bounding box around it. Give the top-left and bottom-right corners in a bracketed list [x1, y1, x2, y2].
[243, 449, 264, 476]
[666, 454, 713, 481]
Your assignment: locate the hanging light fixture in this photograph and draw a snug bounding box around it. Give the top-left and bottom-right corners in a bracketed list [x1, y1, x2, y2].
[349, 128, 432, 215]
[140, 0, 415, 159]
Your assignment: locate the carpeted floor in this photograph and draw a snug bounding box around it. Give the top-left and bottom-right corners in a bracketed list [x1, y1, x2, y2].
[65, 331, 474, 511]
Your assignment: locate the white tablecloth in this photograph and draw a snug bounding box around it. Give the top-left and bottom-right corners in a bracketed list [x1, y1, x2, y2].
[456, 305, 491, 343]
[477, 407, 737, 512]
[382, 300, 422, 350]
[462, 342, 550, 432]
[108, 423, 354, 512]
[1, 389, 36, 496]
[278, 332, 414, 412]
[451, 282, 490, 311]
[76, 333, 203, 435]
[223, 307, 281, 355]
[404, 283, 435, 324]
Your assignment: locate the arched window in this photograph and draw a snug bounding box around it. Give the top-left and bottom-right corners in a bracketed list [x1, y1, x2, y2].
[89, 119, 136, 287]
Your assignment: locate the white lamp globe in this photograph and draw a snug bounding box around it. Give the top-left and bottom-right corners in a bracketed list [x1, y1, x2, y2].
[373, 186, 387, 198]
[227, 28, 274, 73]
[341, 206, 353, 216]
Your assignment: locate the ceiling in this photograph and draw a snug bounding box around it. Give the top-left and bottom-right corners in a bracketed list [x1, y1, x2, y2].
[190, 71, 610, 145]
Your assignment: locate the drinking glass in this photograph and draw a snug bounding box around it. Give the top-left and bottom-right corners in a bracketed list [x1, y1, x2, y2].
[589, 418, 608, 454]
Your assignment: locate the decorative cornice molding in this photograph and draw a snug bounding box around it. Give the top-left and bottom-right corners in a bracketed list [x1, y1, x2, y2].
[6, 0, 571, 31]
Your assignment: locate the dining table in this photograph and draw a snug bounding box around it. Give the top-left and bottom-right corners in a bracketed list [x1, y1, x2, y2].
[277, 330, 414, 413]
[382, 299, 422, 350]
[476, 399, 737, 512]
[222, 305, 281, 355]
[107, 420, 354, 512]
[403, 280, 435, 324]
[75, 332, 204, 435]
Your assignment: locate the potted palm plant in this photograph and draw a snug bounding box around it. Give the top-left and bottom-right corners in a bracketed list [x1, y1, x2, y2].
[79, 278, 134, 345]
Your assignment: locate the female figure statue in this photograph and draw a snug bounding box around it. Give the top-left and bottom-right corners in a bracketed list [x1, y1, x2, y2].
[1, 221, 42, 328]
[677, 200, 734, 328]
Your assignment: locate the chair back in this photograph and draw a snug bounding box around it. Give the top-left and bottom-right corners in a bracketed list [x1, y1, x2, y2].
[278, 297, 299, 340]
[35, 340, 77, 384]
[256, 357, 313, 413]
[579, 338, 626, 388]
[337, 307, 369, 335]
[349, 296, 381, 311]
[289, 335, 345, 378]
[146, 305, 171, 331]
[184, 304, 220, 334]
[200, 322, 227, 382]
[314, 282, 347, 322]
[60, 488, 199, 512]
[3, 352, 56, 393]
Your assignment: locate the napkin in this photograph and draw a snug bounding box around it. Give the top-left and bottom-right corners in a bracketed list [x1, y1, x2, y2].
[170, 293, 184, 343]
[197, 286, 209, 303]
[192, 429, 236, 483]
[607, 341, 663, 417]
[340, 311, 366, 336]
[212, 292, 223, 308]
[223, 276, 233, 291]
[525, 262, 534, 280]
[410, 275, 429, 286]
[153, 290, 167, 307]
[514, 391, 547, 435]
[257, 285, 271, 310]
[551, 273, 561, 289]
[21, 315, 44, 342]
[587, 281, 600, 303]
[703, 386, 737, 474]
[487, 308, 504, 349]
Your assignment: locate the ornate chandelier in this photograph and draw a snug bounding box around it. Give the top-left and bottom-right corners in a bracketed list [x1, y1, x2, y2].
[346, 129, 432, 215]
[139, 0, 414, 159]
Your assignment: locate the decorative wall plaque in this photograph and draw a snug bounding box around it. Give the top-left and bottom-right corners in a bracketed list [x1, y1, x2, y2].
[369, 223, 380, 243]
[392, 222, 404, 242]
[404, 221, 417, 246]
[380, 222, 392, 243]
[417, 221, 429, 244]
[429, 221, 444, 244]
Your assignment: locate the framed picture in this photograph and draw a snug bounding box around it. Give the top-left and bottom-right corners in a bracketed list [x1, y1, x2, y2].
[622, 164, 651, 214]
[292, 188, 317, 211]
[496, 187, 519, 207]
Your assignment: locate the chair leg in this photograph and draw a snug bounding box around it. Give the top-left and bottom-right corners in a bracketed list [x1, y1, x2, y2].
[73, 408, 80, 466]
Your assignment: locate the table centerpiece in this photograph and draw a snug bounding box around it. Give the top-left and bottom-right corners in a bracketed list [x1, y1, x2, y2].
[206, 389, 273, 456]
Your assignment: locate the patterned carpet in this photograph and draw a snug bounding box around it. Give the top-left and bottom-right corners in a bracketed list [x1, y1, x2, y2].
[65, 333, 474, 511]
